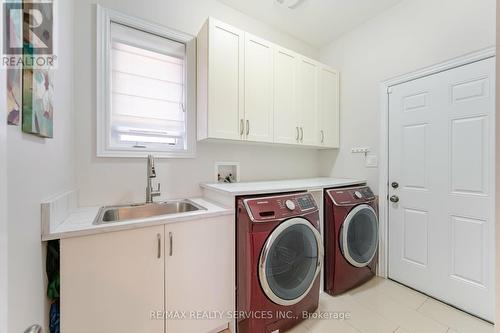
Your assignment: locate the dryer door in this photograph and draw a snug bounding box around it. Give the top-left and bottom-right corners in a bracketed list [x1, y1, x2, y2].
[259, 218, 323, 306]
[340, 204, 379, 268]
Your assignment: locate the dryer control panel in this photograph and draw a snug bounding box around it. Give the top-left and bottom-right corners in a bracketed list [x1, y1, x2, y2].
[243, 192, 318, 222]
[326, 186, 375, 206]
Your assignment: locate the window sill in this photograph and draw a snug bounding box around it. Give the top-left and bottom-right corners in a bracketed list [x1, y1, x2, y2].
[96, 149, 196, 159]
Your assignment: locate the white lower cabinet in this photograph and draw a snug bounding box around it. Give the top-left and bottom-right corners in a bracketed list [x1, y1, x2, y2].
[165, 216, 234, 333]
[61, 215, 234, 333]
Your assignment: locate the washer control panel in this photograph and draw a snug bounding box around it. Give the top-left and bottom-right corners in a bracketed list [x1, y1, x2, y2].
[297, 195, 316, 210]
[244, 192, 318, 222]
[285, 199, 296, 211]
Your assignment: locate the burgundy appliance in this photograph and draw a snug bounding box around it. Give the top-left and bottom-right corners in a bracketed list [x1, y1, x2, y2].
[324, 186, 379, 296]
[236, 192, 323, 333]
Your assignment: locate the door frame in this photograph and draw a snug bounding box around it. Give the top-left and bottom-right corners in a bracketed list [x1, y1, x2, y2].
[377, 47, 496, 278]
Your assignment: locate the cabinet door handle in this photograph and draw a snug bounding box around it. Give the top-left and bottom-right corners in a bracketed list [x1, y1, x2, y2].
[300, 127, 304, 142]
[169, 232, 173, 256]
[320, 130, 325, 143]
[296, 127, 300, 141]
[240, 119, 244, 136]
[246, 120, 250, 136]
[157, 233, 161, 259]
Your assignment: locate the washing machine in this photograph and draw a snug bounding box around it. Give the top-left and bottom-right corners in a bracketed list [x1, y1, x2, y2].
[236, 192, 323, 333]
[324, 186, 379, 296]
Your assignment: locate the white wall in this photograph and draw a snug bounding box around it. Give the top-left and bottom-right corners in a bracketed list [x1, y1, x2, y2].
[74, 0, 321, 206]
[496, 0, 500, 329]
[318, 0, 496, 192]
[0, 10, 8, 333]
[6, 0, 76, 331]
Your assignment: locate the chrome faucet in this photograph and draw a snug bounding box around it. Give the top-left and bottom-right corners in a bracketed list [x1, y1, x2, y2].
[146, 154, 161, 203]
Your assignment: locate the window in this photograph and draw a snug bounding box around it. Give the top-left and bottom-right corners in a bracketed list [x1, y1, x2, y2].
[97, 6, 196, 158]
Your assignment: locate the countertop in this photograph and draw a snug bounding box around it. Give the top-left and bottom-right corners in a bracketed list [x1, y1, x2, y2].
[42, 197, 232, 241]
[200, 177, 366, 196]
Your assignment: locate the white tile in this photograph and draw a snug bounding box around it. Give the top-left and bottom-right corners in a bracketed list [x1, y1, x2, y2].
[286, 321, 310, 333]
[394, 327, 412, 333]
[348, 277, 428, 310]
[346, 284, 447, 333]
[319, 294, 398, 333]
[304, 316, 360, 333]
[417, 299, 494, 333]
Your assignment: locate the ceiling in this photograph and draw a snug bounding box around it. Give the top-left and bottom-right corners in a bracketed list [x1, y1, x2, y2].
[218, 0, 403, 47]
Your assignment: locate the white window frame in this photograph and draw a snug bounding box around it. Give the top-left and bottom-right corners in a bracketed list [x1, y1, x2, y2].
[96, 5, 196, 158]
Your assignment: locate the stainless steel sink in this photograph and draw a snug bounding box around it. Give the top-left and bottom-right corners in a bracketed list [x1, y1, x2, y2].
[93, 200, 206, 224]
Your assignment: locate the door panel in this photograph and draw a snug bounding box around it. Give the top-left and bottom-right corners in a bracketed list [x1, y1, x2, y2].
[208, 21, 244, 140]
[274, 48, 299, 144]
[318, 67, 340, 148]
[450, 116, 488, 194]
[244, 34, 274, 142]
[402, 208, 428, 266]
[388, 57, 495, 321]
[298, 58, 319, 146]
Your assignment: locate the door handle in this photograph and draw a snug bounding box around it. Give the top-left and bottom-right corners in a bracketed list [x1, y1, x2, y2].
[240, 119, 244, 136]
[300, 127, 304, 142]
[169, 232, 173, 256]
[157, 233, 161, 259]
[320, 130, 325, 144]
[246, 120, 250, 136]
[391, 182, 399, 189]
[296, 127, 300, 141]
[389, 195, 399, 203]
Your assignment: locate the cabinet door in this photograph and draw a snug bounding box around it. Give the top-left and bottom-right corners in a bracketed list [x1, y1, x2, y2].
[208, 19, 244, 140]
[165, 216, 234, 333]
[274, 47, 300, 145]
[318, 66, 340, 148]
[244, 33, 274, 143]
[61, 226, 165, 333]
[298, 57, 319, 146]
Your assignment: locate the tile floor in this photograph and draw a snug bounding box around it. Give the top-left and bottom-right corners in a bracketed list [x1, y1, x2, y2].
[288, 277, 494, 333]
[225, 277, 494, 333]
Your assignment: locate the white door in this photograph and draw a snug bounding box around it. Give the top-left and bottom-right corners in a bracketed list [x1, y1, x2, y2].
[274, 47, 300, 145]
[208, 20, 244, 140]
[388, 57, 495, 321]
[318, 66, 340, 148]
[165, 216, 234, 333]
[298, 57, 319, 146]
[244, 33, 274, 143]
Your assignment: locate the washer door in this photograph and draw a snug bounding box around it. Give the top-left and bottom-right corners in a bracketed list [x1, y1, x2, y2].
[340, 204, 379, 268]
[259, 218, 323, 306]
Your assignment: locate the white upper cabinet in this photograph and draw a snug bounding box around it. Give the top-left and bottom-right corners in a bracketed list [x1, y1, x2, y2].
[198, 17, 340, 149]
[198, 19, 244, 141]
[244, 33, 274, 143]
[318, 66, 340, 148]
[297, 57, 319, 146]
[274, 47, 300, 145]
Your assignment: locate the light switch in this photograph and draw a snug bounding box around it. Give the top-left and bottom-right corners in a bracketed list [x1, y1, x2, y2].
[366, 154, 378, 168]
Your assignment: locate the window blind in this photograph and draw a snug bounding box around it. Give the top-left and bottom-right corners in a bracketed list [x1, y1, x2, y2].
[109, 22, 187, 151]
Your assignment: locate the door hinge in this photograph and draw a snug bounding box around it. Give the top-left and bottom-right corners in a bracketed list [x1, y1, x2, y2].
[387, 87, 393, 94]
